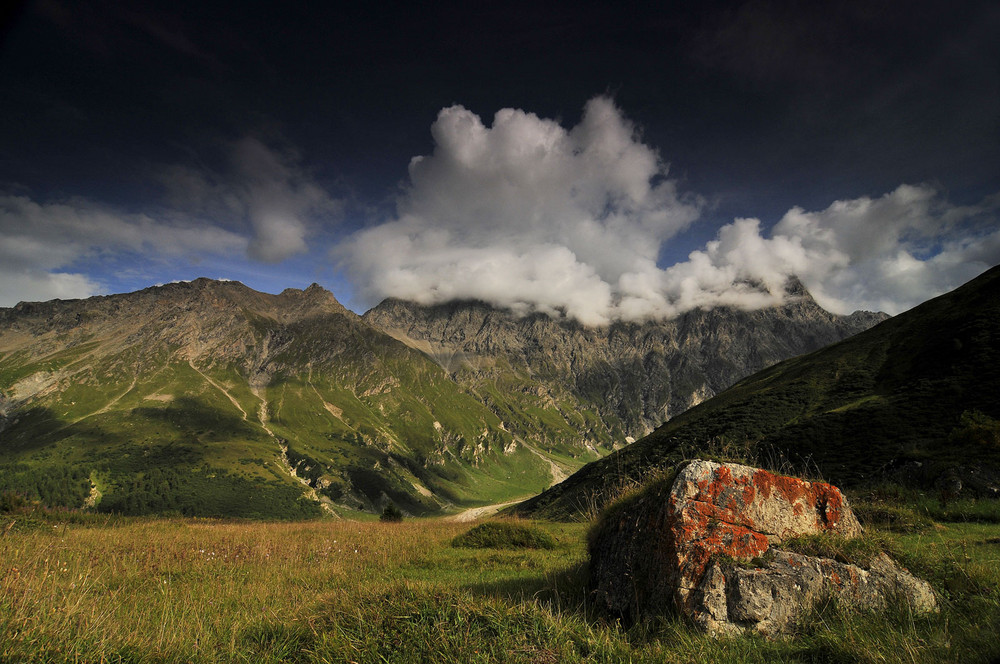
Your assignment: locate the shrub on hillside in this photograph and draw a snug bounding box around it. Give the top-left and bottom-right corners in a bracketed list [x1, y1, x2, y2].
[380, 502, 404, 522]
[949, 410, 1000, 449]
[451, 521, 555, 550]
[0, 491, 31, 513]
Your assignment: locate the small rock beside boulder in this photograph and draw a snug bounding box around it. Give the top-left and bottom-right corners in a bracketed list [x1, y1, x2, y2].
[589, 460, 937, 636]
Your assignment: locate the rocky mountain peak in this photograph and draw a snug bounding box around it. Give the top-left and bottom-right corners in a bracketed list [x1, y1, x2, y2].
[369, 275, 845, 328]
[269, 282, 350, 321]
[128, 278, 351, 325]
[781, 275, 810, 298]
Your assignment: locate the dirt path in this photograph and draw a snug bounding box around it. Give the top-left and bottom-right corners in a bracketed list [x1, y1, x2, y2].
[446, 441, 574, 522]
[447, 500, 524, 523]
[92, 376, 137, 416]
[523, 443, 569, 484]
[188, 360, 250, 421]
[60, 374, 137, 430]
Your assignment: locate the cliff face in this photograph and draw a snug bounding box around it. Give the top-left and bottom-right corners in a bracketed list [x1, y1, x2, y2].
[363, 282, 887, 440]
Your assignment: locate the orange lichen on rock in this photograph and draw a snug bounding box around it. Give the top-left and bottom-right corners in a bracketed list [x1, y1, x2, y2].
[663, 460, 862, 609]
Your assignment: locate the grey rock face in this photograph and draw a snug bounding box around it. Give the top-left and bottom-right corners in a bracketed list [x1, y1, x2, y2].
[364, 285, 887, 443]
[695, 551, 937, 635]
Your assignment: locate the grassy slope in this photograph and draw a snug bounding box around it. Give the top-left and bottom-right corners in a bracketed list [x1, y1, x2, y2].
[0, 352, 322, 519]
[0, 294, 565, 517]
[1, 509, 998, 663]
[259, 315, 560, 512]
[516, 265, 1000, 520]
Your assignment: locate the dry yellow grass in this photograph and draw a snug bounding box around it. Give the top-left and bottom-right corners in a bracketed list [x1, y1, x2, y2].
[1, 518, 478, 661]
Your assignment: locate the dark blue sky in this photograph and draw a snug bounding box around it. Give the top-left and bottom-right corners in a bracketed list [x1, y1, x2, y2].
[1, 0, 998, 317]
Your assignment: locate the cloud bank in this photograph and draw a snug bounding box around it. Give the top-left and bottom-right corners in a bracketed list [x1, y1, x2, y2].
[0, 192, 248, 305]
[664, 185, 1000, 316]
[341, 97, 1000, 323]
[3, 98, 996, 317]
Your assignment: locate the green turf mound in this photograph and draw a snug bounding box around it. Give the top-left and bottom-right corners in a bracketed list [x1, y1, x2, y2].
[452, 521, 556, 550]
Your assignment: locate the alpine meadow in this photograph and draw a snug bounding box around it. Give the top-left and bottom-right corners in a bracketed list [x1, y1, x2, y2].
[3, 1, 1000, 661]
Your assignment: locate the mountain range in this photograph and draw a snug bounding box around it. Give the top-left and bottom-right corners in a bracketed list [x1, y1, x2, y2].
[0, 277, 884, 517]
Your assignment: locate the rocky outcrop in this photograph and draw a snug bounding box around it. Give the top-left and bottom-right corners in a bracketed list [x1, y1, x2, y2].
[364, 282, 887, 442]
[589, 460, 936, 635]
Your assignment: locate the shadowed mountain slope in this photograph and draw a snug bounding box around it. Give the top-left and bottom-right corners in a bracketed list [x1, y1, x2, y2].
[514, 266, 1000, 520]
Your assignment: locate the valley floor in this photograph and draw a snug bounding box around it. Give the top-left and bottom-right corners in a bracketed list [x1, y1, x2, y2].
[1, 511, 999, 663]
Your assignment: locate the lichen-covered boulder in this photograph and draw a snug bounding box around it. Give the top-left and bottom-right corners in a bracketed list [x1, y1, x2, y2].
[588, 460, 936, 635]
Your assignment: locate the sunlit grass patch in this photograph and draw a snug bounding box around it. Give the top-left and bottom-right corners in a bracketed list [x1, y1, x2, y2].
[296, 583, 593, 664]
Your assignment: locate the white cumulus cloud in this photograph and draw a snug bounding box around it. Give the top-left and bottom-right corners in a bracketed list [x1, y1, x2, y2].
[339, 96, 704, 325]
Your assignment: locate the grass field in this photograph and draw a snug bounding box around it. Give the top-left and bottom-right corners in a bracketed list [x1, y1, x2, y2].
[1, 509, 999, 663]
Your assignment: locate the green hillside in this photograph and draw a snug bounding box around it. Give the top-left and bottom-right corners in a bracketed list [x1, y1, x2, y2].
[0, 280, 572, 518]
[516, 265, 1000, 520]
